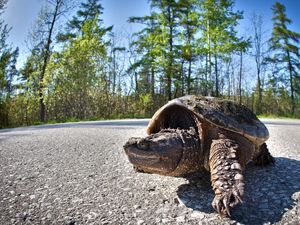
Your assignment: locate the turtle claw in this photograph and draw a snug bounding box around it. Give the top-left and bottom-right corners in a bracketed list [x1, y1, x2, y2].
[212, 189, 242, 217]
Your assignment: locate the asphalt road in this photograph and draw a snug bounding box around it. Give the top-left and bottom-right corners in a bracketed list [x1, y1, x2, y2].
[0, 119, 299, 225]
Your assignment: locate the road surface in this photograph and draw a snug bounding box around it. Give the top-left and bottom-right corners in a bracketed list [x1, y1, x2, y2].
[0, 119, 299, 224]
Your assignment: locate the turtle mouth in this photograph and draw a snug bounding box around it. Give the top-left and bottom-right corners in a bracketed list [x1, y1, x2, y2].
[123, 136, 183, 175]
[124, 145, 161, 164]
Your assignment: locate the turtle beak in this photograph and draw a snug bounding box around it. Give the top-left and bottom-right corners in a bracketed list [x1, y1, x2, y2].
[123, 137, 161, 164]
[123, 133, 183, 175]
[123, 137, 140, 154]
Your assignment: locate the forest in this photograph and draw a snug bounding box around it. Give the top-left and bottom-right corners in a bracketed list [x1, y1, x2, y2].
[0, 0, 300, 128]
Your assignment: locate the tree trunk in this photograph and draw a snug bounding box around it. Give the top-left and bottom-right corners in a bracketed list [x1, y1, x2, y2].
[214, 53, 219, 97]
[151, 66, 155, 98]
[286, 50, 295, 115]
[239, 50, 243, 105]
[187, 59, 192, 95]
[252, 13, 263, 113]
[112, 49, 116, 95]
[204, 53, 208, 95]
[180, 60, 184, 96]
[134, 71, 138, 97]
[257, 74, 262, 112]
[167, 6, 173, 101]
[207, 19, 212, 96]
[39, 0, 62, 122]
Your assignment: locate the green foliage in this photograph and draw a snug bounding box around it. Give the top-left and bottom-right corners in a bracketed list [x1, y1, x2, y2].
[57, 0, 112, 42]
[1, 0, 300, 128]
[0, 0, 19, 127]
[45, 15, 109, 120]
[198, 0, 250, 96]
[267, 1, 300, 115]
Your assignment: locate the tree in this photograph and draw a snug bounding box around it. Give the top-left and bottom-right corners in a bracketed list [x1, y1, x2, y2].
[0, 0, 19, 127]
[237, 41, 249, 104]
[177, 0, 198, 95]
[55, 0, 113, 117]
[268, 2, 300, 115]
[57, 0, 111, 42]
[17, 47, 44, 125]
[46, 13, 111, 120]
[129, 13, 161, 100]
[250, 13, 268, 114]
[150, 0, 181, 100]
[24, 0, 71, 122]
[0, 0, 6, 9]
[199, 0, 249, 97]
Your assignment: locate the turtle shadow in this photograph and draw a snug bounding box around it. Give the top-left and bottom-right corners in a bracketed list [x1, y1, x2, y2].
[176, 157, 300, 224]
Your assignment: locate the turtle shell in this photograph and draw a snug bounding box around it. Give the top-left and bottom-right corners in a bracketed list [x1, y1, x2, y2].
[147, 95, 269, 145]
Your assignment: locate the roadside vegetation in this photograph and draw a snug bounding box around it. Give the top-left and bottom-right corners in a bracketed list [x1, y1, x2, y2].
[1, 0, 300, 128]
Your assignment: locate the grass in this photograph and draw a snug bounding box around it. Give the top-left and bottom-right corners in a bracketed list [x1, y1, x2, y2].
[28, 115, 150, 127]
[2, 113, 299, 130]
[258, 113, 300, 119]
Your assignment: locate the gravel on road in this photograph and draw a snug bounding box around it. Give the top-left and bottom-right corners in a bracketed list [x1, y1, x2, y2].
[0, 119, 299, 225]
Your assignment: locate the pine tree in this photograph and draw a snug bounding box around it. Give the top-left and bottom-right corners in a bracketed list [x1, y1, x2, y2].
[0, 0, 7, 10]
[57, 0, 112, 42]
[269, 2, 300, 115]
[128, 13, 161, 99]
[199, 0, 249, 97]
[177, 0, 198, 95]
[0, 0, 19, 127]
[150, 0, 181, 100]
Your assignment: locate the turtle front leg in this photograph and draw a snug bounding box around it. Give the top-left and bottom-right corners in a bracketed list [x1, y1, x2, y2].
[252, 143, 275, 166]
[209, 138, 245, 217]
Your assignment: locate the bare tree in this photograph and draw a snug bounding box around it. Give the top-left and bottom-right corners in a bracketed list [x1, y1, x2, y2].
[251, 13, 268, 113]
[26, 0, 73, 122]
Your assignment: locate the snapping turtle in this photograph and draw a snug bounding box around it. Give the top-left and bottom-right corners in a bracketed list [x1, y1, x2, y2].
[123, 95, 274, 216]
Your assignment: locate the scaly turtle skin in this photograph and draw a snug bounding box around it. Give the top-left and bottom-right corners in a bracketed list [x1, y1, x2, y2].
[123, 95, 274, 217]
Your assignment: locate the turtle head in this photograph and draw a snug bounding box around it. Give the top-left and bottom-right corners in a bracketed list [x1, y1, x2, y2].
[124, 99, 202, 176]
[124, 130, 183, 175]
[124, 128, 201, 176]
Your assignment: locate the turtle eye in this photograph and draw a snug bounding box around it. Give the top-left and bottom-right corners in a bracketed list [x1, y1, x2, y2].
[137, 140, 149, 150]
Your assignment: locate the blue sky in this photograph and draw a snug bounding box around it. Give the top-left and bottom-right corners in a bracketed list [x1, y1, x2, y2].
[235, 0, 300, 34]
[2, 0, 300, 67]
